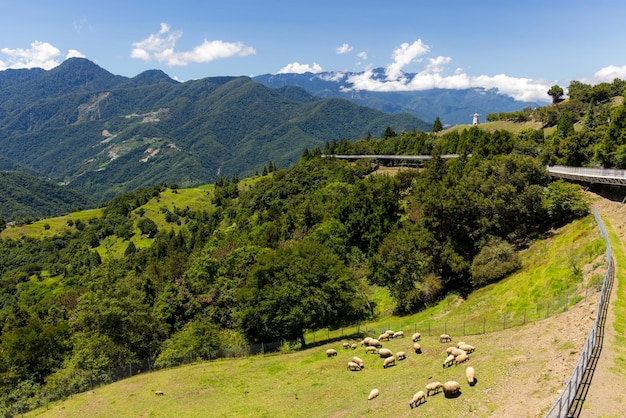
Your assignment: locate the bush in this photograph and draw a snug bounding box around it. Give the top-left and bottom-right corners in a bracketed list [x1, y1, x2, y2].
[470, 238, 522, 287]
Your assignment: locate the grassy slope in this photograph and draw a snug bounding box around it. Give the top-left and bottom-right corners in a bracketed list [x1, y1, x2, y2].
[26, 213, 606, 418]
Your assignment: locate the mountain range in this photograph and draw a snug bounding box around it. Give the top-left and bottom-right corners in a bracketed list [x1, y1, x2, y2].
[0, 58, 427, 205]
[253, 69, 545, 126]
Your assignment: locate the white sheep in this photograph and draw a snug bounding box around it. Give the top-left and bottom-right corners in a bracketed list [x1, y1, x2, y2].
[440, 334, 452, 343]
[443, 381, 461, 398]
[361, 337, 373, 346]
[459, 344, 475, 354]
[413, 342, 422, 354]
[449, 348, 466, 357]
[443, 354, 455, 368]
[383, 356, 396, 368]
[412, 332, 421, 342]
[396, 351, 406, 360]
[347, 361, 362, 371]
[393, 331, 405, 338]
[378, 348, 393, 358]
[466, 366, 476, 386]
[154, 390, 165, 396]
[385, 330, 395, 337]
[378, 333, 390, 342]
[352, 356, 364, 368]
[350, 343, 357, 350]
[326, 349, 338, 357]
[455, 352, 469, 366]
[409, 390, 426, 408]
[369, 339, 382, 348]
[426, 381, 443, 396]
[342, 342, 350, 349]
[365, 346, 378, 355]
[456, 341, 466, 348]
[368, 388, 380, 400]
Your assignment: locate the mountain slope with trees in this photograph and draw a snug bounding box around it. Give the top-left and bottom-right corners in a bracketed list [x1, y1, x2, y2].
[0, 58, 429, 202]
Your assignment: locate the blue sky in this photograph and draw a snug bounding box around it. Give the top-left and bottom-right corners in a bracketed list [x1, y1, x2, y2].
[1, 0, 626, 102]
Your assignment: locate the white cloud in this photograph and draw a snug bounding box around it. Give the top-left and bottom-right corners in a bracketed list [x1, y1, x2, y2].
[357, 51, 367, 60]
[584, 65, 626, 84]
[386, 39, 430, 80]
[131, 23, 256, 66]
[66, 49, 86, 59]
[341, 39, 552, 102]
[277, 61, 323, 74]
[336, 43, 353, 54]
[0, 41, 63, 70]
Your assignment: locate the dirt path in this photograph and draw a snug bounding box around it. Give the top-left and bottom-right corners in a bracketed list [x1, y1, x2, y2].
[577, 193, 626, 417]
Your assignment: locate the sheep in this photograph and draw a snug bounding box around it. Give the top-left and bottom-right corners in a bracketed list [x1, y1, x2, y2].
[155, 390, 165, 396]
[378, 333, 390, 342]
[456, 341, 466, 348]
[440, 334, 452, 343]
[443, 381, 461, 398]
[378, 348, 393, 358]
[326, 349, 338, 357]
[459, 344, 475, 354]
[426, 381, 443, 396]
[412, 332, 421, 342]
[350, 343, 358, 350]
[396, 351, 406, 360]
[369, 339, 383, 348]
[347, 361, 362, 371]
[385, 330, 395, 337]
[409, 390, 426, 408]
[361, 337, 374, 346]
[383, 356, 396, 368]
[365, 346, 378, 355]
[449, 348, 467, 357]
[368, 388, 380, 400]
[443, 354, 455, 368]
[342, 342, 351, 349]
[413, 343, 422, 354]
[393, 331, 405, 338]
[352, 356, 364, 368]
[455, 353, 469, 366]
[466, 366, 476, 386]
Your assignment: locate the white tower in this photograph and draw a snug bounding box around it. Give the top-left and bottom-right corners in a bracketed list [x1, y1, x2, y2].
[472, 112, 480, 125]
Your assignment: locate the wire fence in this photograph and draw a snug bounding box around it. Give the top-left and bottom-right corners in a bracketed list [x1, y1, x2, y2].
[544, 207, 614, 418]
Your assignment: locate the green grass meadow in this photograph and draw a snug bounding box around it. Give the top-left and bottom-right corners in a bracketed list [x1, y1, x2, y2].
[25, 211, 610, 418]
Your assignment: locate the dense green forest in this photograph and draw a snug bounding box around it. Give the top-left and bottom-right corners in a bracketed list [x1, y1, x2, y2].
[1, 77, 625, 416]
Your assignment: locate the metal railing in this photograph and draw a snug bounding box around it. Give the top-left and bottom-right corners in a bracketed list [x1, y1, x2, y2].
[544, 207, 614, 417]
[547, 165, 626, 186]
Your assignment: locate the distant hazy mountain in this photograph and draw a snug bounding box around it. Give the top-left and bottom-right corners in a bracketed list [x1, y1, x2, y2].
[253, 69, 545, 126]
[0, 58, 429, 202]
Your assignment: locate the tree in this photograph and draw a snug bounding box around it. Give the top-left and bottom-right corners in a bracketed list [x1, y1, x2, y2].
[547, 85, 564, 104]
[431, 117, 443, 133]
[383, 126, 397, 139]
[137, 217, 158, 238]
[470, 238, 521, 287]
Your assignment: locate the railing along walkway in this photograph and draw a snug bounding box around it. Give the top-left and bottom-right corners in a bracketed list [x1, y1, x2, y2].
[547, 165, 626, 187]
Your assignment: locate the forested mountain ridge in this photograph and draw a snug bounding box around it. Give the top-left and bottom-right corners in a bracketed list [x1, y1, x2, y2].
[0, 58, 429, 202]
[253, 69, 544, 126]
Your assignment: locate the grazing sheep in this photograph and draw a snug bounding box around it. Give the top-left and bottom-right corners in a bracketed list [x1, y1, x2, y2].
[385, 330, 395, 337]
[347, 361, 362, 371]
[459, 344, 475, 354]
[393, 331, 405, 338]
[343, 342, 351, 349]
[456, 341, 466, 348]
[455, 353, 469, 366]
[443, 354, 455, 368]
[378, 333, 390, 342]
[450, 348, 467, 357]
[350, 343, 357, 350]
[369, 339, 383, 348]
[426, 381, 443, 396]
[466, 366, 476, 386]
[368, 388, 380, 400]
[413, 343, 422, 354]
[352, 356, 364, 368]
[155, 390, 165, 396]
[412, 332, 421, 342]
[383, 356, 396, 368]
[396, 351, 406, 360]
[326, 349, 338, 357]
[409, 390, 426, 408]
[361, 337, 374, 346]
[378, 348, 393, 358]
[443, 381, 461, 398]
[440, 334, 452, 343]
[365, 346, 378, 355]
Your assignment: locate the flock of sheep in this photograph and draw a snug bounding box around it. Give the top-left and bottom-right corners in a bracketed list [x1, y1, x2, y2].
[325, 330, 477, 409]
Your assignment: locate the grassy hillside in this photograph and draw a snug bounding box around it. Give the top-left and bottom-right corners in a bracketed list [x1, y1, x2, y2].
[26, 213, 606, 418]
